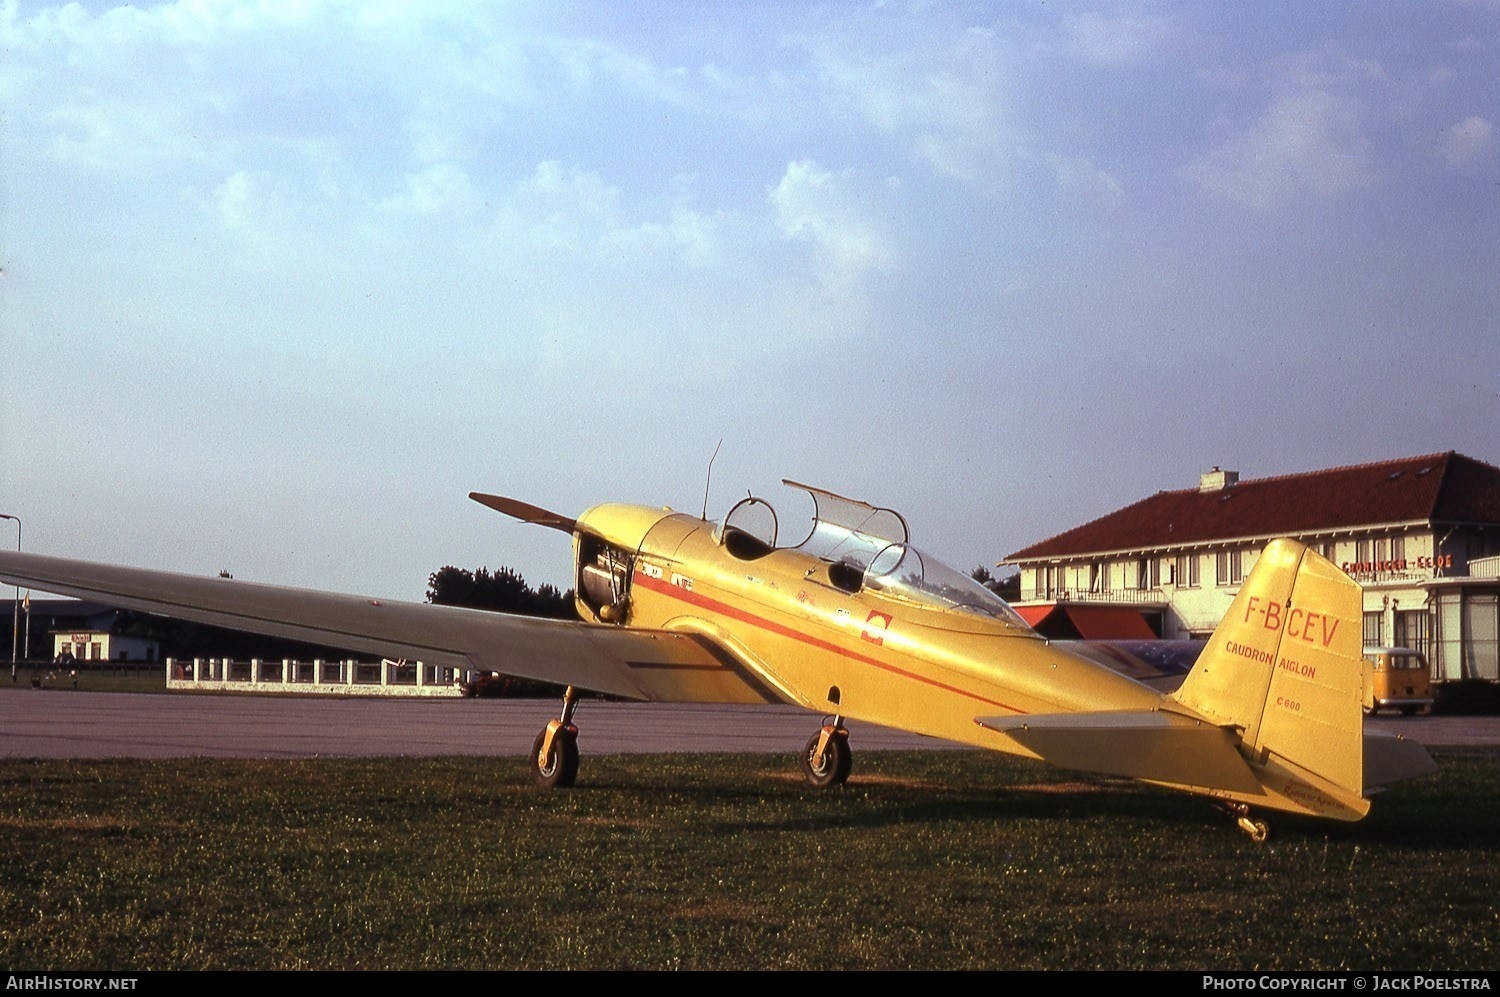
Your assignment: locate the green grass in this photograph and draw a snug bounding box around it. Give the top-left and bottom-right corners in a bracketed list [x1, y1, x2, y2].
[8, 664, 165, 694]
[0, 749, 1495, 971]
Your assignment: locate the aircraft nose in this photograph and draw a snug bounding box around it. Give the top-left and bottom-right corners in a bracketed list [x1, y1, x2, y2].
[576, 503, 682, 549]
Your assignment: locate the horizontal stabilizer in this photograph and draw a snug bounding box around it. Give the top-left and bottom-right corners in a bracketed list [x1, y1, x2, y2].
[975, 710, 1264, 795]
[469, 492, 577, 533]
[1364, 730, 1440, 789]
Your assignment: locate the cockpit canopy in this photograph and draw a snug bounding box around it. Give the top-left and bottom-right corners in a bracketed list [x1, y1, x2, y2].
[717, 480, 1029, 628]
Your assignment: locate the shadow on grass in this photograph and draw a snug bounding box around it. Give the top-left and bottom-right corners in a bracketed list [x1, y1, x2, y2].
[551, 747, 1497, 852]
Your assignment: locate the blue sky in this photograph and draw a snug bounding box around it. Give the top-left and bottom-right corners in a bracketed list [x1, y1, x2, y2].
[2, 0, 1497, 599]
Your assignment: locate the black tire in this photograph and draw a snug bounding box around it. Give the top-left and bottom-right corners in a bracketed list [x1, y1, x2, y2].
[802, 730, 852, 788]
[531, 727, 579, 789]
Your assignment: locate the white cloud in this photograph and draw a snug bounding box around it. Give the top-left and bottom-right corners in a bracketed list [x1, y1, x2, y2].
[502, 161, 732, 273]
[1059, 12, 1175, 66]
[605, 202, 725, 271]
[801, 22, 1012, 187]
[379, 163, 476, 216]
[206, 168, 302, 252]
[511, 159, 626, 253]
[1044, 152, 1125, 203]
[769, 159, 896, 287]
[212, 170, 261, 232]
[1444, 115, 1494, 169]
[1184, 88, 1376, 209]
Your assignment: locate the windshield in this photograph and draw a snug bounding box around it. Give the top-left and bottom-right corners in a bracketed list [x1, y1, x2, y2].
[864, 542, 1031, 626]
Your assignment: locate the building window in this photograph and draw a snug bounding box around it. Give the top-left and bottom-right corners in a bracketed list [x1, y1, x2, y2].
[1176, 554, 1200, 588]
[1394, 610, 1430, 657]
[1392, 535, 1405, 563]
[1215, 550, 1243, 586]
[1134, 558, 1158, 590]
[1363, 612, 1383, 648]
[1464, 594, 1499, 682]
[1436, 592, 1462, 681]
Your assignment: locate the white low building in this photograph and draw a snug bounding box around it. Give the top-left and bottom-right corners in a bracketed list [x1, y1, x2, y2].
[52, 630, 160, 663]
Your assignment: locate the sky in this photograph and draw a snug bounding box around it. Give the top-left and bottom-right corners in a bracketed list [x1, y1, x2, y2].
[2, 0, 1497, 601]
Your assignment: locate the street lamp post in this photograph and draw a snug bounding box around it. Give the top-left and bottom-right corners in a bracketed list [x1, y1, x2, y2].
[0, 514, 18, 682]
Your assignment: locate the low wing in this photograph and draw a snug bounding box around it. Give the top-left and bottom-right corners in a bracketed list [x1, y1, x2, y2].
[0, 551, 784, 705]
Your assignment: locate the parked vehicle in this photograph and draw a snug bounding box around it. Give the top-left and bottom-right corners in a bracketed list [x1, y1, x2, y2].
[1363, 647, 1434, 716]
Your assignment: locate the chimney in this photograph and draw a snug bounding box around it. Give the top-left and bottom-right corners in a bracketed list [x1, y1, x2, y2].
[1199, 466, 1239, 493]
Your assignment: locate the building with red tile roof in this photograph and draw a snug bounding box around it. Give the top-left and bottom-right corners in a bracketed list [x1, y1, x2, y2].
[1002, 452, 1500, 698]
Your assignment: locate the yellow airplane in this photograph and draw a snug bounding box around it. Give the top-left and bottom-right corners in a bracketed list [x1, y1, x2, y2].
[0, 479, 1437, 841]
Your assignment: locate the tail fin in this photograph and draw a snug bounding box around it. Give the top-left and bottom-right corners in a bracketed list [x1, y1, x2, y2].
[1170, 538, 1431, 820]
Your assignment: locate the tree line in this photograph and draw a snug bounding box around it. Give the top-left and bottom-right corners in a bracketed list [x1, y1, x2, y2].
[424, 565, 577, 618]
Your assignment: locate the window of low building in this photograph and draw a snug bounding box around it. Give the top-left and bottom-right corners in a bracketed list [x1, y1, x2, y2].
[1395, 609, 1430, 656]
[1176, 553, 1200, 588]
[1216, 550, 1243, 586]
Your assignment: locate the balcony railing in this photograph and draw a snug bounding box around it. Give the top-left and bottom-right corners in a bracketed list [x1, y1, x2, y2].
[1018, 587, 1167, 605]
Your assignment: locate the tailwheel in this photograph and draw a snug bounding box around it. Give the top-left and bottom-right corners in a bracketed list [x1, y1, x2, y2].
[802, 720, 852, 788]
[1221, 801, 1271, 843]
[531, 722, 579, 789]
[531, 685, 581, 789]
[1237, 815, 1271, 843]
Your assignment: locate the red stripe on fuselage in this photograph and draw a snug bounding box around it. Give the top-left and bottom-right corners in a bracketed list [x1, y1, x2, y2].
[633, 569, 1022, 712]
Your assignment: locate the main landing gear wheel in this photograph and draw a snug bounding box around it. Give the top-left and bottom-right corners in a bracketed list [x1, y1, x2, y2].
[531, 684, 581, 789]
[802, 724, 852, 788]
[532, 725, 579, 789]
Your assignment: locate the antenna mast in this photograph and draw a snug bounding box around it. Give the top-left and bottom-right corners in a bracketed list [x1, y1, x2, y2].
[701, 439, 723, 520]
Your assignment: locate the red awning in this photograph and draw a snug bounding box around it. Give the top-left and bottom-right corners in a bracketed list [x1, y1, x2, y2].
[1014, 605, 1059, 628]
[1061, 606, 1157, 639]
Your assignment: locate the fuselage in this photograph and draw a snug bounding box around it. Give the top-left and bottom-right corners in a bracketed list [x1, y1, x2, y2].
[571, 502, 1164, 752]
